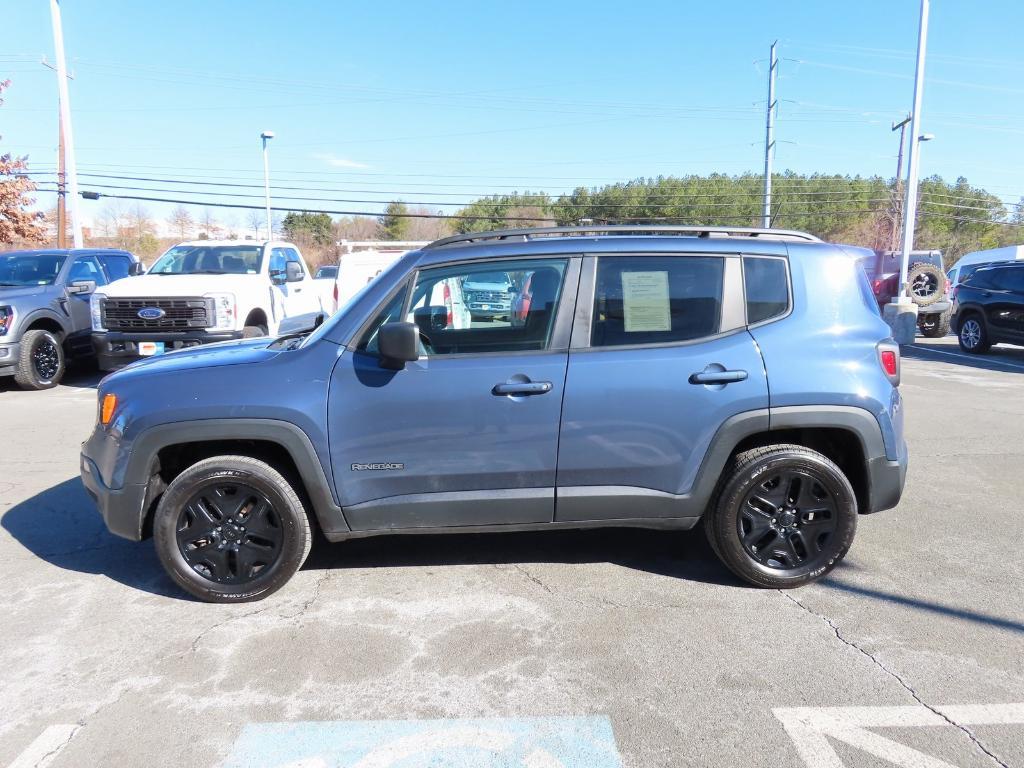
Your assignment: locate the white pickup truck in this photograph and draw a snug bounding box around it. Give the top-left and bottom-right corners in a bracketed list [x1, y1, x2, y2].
[91, 240, 322, 370]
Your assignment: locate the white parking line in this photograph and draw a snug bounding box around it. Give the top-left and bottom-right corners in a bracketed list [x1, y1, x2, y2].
[774, 703, 1024, 768]
[905, 344, 1024, 372]
[6, 724, 80, 768]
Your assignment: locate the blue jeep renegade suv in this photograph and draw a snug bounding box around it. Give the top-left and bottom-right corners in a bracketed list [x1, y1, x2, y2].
[80, 226, 908, 602]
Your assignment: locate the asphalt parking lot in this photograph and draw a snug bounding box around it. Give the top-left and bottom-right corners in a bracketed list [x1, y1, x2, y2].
[1, 337, 1023, 768]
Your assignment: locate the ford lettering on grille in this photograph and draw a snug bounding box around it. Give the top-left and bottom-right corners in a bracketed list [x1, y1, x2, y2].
[137, 307, 166, 320]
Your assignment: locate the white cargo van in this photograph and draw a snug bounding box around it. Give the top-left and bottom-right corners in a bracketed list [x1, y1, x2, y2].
[948, 245, 1024, 288]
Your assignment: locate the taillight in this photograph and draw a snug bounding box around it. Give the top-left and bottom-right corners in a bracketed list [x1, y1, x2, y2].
[877, 342, 900, 386]
[872, 278, 884, 295]
[332, 281, 339, 313]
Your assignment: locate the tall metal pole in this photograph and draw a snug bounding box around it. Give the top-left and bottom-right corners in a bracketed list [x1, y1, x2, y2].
[897, 0, 930, 298]
[49, 0, 82, 248]
[261, 131, 274, 240]
[57, 113, 66, 248]
[762, 41, 778, 229]
[890, 114, 911, 251]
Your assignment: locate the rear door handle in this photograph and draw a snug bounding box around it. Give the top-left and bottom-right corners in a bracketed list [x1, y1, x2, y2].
[492, 381, 552, 396]
[689, 369, 748, 385]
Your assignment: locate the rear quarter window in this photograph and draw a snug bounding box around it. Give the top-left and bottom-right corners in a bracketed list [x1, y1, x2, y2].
[743, 256, 789, 324]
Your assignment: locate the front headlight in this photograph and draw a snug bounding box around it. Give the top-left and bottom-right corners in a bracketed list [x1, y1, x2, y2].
[0, 306, 13, 336]
[205, 292, 236, 330]
[90, 295, 105, 332]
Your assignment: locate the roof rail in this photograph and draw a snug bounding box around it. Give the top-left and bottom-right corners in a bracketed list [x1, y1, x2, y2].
[423, 225, 820, 250]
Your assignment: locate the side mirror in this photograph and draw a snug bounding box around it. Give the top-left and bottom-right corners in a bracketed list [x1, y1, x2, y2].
[129, 262, 145, 276]
[377, 321, 419, 370]
[285, 261, 304, 282]
[67, 280, 96, 295]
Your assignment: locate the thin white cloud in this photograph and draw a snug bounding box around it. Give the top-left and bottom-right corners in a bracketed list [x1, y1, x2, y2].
[312, 152, 369, 169]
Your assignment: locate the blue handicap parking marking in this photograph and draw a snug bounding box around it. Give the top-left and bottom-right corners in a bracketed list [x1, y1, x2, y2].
[220, 716, 624, 768]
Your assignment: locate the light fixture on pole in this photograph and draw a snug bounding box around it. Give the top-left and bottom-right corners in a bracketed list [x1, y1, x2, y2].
[260, 130, 274, 240]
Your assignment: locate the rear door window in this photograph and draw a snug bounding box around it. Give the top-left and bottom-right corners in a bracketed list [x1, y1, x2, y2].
[591, 255, 724, 347]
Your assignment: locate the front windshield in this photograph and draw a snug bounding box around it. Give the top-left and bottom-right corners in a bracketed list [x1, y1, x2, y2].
[0, 252, 67, 286]
[149, 245, 263, 275]
[465, 271, 511, 285]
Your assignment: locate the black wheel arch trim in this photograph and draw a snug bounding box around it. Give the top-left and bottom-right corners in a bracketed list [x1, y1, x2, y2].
[119, 419, 349, 541]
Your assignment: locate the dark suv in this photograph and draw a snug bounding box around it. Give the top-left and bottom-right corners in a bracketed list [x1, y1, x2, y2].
[80, 226, 907, 603]
[952, 262, 1024, 353]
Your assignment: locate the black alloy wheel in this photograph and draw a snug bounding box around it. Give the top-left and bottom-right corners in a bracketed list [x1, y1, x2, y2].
[176, 482, 284, 584]
[738, 469, 838, 570]
[32, 337, 61, 381]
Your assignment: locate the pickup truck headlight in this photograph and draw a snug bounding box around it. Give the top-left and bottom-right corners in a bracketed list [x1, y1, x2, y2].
[0, 306, 13, 336]
[205, 292, 236, 330]
[90, 294, 106, 332]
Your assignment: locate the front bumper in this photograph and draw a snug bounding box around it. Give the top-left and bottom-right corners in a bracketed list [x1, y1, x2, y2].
[93, 329, 245, 370]
[0, 341, 20, 376]
[80, 453, 149, 541]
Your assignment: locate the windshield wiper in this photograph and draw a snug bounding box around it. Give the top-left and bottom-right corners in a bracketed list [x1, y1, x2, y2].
[0, 282, 23, 287]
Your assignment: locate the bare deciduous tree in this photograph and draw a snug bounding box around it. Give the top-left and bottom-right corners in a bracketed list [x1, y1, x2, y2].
[167, 205, 194, 240]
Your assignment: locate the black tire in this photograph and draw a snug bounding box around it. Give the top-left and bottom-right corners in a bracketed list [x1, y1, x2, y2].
[704, 444, 857, 589]
[153, 455, 313, 603]
[14, 329, 65, 390]
[906, 261, 945, 307]
[957, 314, 991, 354]
[242, 325, 268, 338]
[919, 309, 951, 338]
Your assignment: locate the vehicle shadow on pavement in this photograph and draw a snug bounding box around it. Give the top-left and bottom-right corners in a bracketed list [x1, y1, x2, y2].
[822, 579, 1024, 635]
[302, 526, 747, 587]
[905, 341, 1024, 374]
[1, 477, 182, 599]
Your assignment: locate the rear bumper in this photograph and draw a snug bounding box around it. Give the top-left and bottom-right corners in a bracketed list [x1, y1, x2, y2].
[0, 341, 20, 376]
[864, 442, 908, 514]
[918, 300, 952, 316]
[80, 453, 149, 541]
[93, 330, 245, 370]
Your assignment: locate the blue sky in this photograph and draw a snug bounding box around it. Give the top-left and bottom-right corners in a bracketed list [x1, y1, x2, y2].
[2, 0, 1023, 229]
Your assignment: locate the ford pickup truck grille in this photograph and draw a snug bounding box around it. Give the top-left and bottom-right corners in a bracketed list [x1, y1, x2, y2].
[102, 297, 213, 331]
[467, 290, 510, 303]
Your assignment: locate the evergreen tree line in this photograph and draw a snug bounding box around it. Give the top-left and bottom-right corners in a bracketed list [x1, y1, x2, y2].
[451, 172, 1024, 266]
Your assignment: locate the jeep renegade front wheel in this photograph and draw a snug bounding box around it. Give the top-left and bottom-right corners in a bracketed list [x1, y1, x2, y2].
[704, 445, 857, 588]
[154, 456, 312, 602]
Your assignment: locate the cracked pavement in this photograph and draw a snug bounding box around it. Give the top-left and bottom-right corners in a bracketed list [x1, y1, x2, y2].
[1, 339, 1023, 768]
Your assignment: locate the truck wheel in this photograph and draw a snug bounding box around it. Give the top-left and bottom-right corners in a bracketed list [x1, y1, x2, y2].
[906, 261, 945, 307]
[242, 325, 268, 338]
[153, 455, 313, 603]
[14, 329, 66, 390]
[703, 444, 857, 589]
[957, 315, 991, 354]
[919, 310, 951, 338]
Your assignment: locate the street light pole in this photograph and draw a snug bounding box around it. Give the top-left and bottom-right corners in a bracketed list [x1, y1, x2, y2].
[762, 41, 778, 229]
[897, 0, 930, 300]
[260, 130, 274, 240]
[890, 114, 912, 251]
[48, 0, 82, 248]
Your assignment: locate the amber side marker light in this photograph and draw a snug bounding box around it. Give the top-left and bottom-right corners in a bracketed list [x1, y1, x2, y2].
[100, 393, 118, 425]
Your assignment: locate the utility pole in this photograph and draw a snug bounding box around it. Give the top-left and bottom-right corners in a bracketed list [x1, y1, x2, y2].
[48, 0, 83, 249]
[42, 58, 73, 248]
[898, 0, 930, 298]
[260, 130, 275, 240]
[762, 41, 778, 229]
[890, 114, 912, 251]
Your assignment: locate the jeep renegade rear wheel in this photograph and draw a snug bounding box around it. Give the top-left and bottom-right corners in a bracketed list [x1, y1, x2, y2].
[153, 455, 312, 602]
[704, 445, 857, 588]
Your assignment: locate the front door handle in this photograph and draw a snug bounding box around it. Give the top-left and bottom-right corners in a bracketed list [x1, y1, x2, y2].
[492, 381, 552, 396]
[689, 369, 748, 385]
